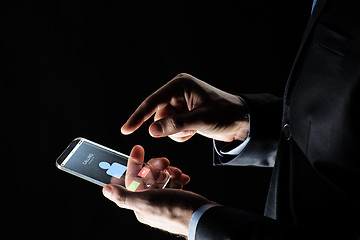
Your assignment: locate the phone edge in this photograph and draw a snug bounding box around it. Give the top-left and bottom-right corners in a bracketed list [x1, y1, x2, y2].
[56, 161, 106, 187]
[56, 137, 170, 189]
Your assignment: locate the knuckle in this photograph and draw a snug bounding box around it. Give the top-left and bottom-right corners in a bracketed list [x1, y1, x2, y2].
[174, 73, 188, 79]
[134, 211, 146, 224]
[171, 73, 194, 85]
[113, 193, 127, 208]
[169, 116, 184, 132]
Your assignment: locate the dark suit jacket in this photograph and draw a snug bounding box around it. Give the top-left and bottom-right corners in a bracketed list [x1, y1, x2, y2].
[197, 0, 360, 239]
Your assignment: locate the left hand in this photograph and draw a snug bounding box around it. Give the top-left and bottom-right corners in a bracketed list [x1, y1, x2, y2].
[102, 145, 214, 236]
[103, 184, 214, 236]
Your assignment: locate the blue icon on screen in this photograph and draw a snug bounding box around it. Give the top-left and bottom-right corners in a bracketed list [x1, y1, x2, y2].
[99, 161, 127, 179]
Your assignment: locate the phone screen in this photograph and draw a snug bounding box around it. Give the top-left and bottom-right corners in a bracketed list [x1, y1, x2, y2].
[56, 138, 169, 190]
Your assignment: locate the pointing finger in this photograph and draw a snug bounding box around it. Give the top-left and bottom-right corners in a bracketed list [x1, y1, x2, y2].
[121, 81, 179, 135]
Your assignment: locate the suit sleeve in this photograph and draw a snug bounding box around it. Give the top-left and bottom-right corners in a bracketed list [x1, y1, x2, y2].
[213, 93, 283, 167]
[195, 206, 354, 240]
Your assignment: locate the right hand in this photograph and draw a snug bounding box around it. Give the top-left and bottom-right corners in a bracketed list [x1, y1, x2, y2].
[121, 73, 249, 142]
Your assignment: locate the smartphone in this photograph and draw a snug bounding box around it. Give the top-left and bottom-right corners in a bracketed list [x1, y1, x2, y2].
[56, 138, 170, 191]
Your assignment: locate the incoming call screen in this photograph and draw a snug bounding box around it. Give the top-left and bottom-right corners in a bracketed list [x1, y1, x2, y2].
[64, 141, 128, 185]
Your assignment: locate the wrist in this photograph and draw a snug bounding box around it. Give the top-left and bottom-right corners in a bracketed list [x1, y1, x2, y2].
[232, 95, 250, 142]
[234, 120, 250, 141]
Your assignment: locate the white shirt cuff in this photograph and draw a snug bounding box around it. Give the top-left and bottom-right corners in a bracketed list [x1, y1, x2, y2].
[220, 135, 250, 155]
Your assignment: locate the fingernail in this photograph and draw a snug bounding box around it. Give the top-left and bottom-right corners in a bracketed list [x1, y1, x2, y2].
[103, 185, 112, 199]
[121, 125, 131, 135]
[150, 122, 163, 136]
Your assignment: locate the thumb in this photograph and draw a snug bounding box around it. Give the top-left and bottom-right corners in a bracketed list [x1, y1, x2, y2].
[149, 109, 206, 137]
[103, 184, 142, 211]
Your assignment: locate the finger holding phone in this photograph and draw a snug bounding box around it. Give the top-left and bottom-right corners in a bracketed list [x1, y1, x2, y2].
[124, 145, 190, 191]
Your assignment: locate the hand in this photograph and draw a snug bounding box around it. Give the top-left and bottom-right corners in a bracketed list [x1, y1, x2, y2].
[103, 145, 212, 236]
[103, 184, 214, 236]
[121, 73, 249, 142]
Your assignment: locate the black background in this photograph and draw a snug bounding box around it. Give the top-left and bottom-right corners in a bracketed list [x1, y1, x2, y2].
[4, 0, 311, 238]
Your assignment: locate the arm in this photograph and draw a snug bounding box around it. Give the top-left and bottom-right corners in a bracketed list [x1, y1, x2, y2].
[103, 167, 355, 240]
[194, 206, 354, 240]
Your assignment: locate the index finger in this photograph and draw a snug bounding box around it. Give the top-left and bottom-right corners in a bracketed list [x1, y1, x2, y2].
[121, 77, 182, 135]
